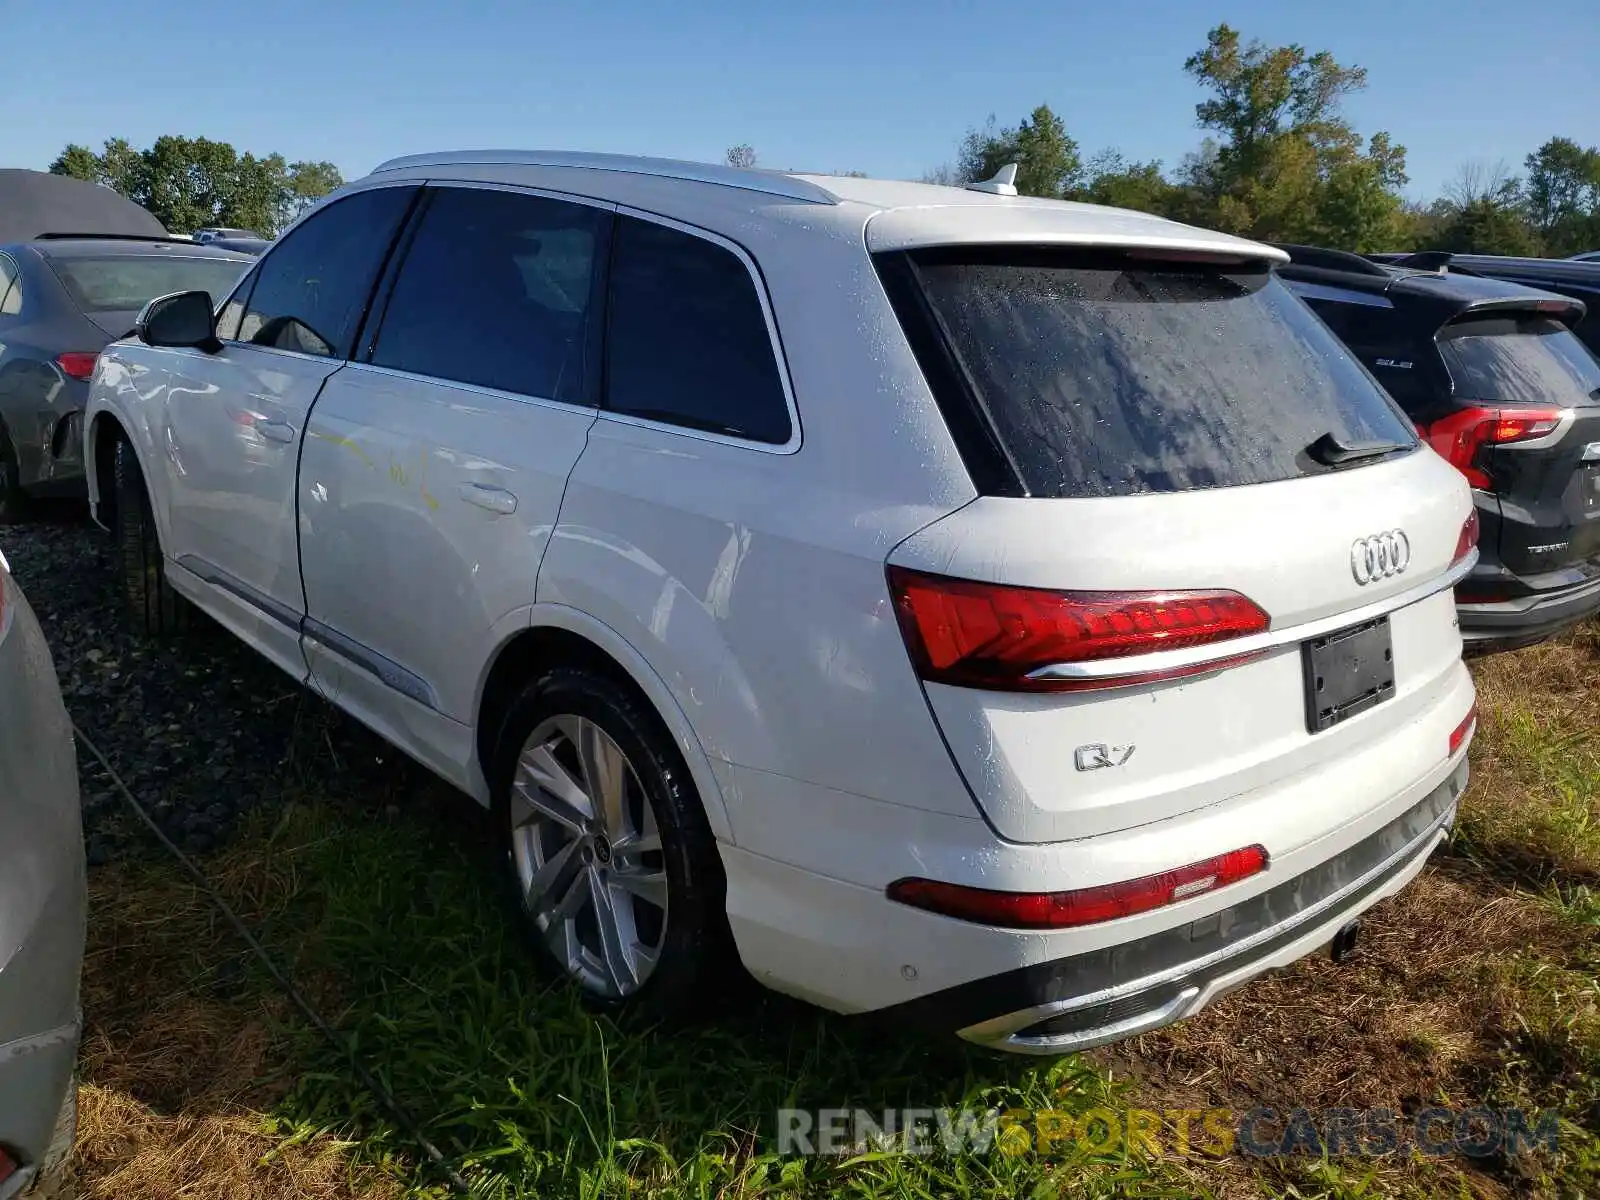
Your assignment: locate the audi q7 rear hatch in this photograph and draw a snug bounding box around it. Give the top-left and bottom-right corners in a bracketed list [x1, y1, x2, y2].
[878, 243, 1474, 843]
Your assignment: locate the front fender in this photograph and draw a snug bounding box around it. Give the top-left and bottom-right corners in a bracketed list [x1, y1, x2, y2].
[85, 349, 167, 537]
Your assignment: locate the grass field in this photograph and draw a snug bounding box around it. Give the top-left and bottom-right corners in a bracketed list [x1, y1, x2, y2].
[67, 630, 1600, 1199]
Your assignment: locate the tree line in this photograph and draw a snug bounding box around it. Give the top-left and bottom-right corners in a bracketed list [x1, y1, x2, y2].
[734, 24, 1599, 258]
[48, 137, 343, 238]
[923, 24, 1599, 257]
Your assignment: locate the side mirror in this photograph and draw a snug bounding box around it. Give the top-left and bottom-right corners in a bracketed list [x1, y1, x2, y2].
[137, 290, 220, 352]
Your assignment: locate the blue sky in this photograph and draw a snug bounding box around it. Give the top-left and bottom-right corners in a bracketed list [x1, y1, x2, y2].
[8, 0, 1597, 200]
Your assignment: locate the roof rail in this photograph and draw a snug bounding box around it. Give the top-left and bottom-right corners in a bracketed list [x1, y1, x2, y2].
[1272, 243, 1392, 277]
[369, 150, 840, 205]
[33, 231, 189, 243]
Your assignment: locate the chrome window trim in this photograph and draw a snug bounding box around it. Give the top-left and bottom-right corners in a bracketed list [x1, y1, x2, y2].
[343, 360, 598, 417]
[1024, 550, 1478, 684]
[602, 205, 803, 456]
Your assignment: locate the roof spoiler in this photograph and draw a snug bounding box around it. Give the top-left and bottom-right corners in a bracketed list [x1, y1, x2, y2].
[1444, 294, 1587, 327]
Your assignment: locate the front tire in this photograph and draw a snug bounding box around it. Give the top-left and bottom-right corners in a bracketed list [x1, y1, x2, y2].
[491, 667, 734, 1020]
[112, 438, 187, 635]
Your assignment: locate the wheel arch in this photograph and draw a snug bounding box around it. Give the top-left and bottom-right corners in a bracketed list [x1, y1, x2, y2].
[87, 409, 126, 529]
[475, 604, 736, 845]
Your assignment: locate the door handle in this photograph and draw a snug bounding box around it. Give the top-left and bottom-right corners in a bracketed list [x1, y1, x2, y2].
[258, 419, 295, 443]
[458, 482, 518, 515]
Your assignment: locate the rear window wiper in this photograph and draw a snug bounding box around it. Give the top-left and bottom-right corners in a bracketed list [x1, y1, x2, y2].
[1304, 431, 1410, 468]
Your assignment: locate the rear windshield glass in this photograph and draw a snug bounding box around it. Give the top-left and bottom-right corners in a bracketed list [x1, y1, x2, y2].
[1437, 316, 1600, 406]
[50, 255, 248, 313]
[902, 249, 1416, 497]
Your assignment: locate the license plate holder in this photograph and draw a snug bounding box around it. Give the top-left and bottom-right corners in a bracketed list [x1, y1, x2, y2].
[1303, 616, 1395, 734]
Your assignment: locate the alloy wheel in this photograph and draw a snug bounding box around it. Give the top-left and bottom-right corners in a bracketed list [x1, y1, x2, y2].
[510, 714, 669, 998]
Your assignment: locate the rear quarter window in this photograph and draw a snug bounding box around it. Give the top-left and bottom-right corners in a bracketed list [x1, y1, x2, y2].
[887, 248, 1416, 498]
[604, 216, 792, 445]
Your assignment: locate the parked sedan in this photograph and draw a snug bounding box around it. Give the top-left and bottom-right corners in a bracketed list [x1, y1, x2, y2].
[0, 236, 251, 520]
[0, 552, 85, 1197]
[1279, 244, 1600, 652]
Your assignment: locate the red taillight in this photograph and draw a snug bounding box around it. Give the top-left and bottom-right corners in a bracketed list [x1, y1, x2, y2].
[1449, 700, 1478, 757]
[55, 352, 98, 381]
[0, 1145, 15, 1186]
[886, 566, 1269, 692]
[1452, 510, 1480, 568]
[887, 845, 1270, 929]
[1420, 406, 1565, 491]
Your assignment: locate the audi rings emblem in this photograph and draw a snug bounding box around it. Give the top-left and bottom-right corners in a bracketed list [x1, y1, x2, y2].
[1350, 530, 1411, 585]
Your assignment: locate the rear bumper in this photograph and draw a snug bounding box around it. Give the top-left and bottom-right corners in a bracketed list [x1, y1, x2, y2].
[929, 766, 1461, 1053]
[6, 380, 87, 494]
[1457, 568, 1600, 652]
[719, 661, 1474, 1044]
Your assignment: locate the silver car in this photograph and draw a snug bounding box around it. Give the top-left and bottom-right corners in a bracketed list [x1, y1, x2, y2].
[0, 551, 83, 1197]
[0, 236, 250, 521]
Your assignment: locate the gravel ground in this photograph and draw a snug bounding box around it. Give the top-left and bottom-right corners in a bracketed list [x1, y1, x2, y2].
[3, 509, 439, 865]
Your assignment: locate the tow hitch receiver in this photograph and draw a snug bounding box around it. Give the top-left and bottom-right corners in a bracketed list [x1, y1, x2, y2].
[1329, 919, 1361, 963]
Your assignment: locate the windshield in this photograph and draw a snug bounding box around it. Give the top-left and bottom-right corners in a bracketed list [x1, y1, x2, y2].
[1438, 315, 1600, 406]
[51, 255, 249, 314]
[900, 247, 1415, 498]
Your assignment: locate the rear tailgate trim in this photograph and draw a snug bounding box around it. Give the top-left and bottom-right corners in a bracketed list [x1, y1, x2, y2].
[1024, 552, 1477, 685]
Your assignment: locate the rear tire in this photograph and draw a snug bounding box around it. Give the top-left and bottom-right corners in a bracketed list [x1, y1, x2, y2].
[0, 423, 27, 524]
[491, 666, 736, 1022]
[112, 438, 187, 635]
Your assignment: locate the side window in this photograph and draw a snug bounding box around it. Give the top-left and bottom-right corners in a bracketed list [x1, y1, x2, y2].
[214, 269, 255, 340]
[371, 187, 606, 403]
[240, 186, 416, 358]
[605, 216, 792, 444]
[0, 254, 22, 316]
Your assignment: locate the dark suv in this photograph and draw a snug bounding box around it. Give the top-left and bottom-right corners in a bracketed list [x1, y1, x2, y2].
[1370, 252, 1600, 356]
[1279, 245, 1600, 652]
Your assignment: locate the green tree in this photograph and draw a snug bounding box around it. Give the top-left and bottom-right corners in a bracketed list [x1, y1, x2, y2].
[957, 105, 1081, 198]
[48, 144, 99, 182]
[725, 144, 757, 169]
[1075, 150, 1178, 215]
[1181, 24, 1406, 248]
[45, 137, 342, 235]
[1426, 162, 1542, 256]
[1523, 136, 1600, 255]
[282, 160, 344, 226]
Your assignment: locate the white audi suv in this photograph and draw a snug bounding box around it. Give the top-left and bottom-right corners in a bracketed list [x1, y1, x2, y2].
[84, 152, 1478, 1052]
